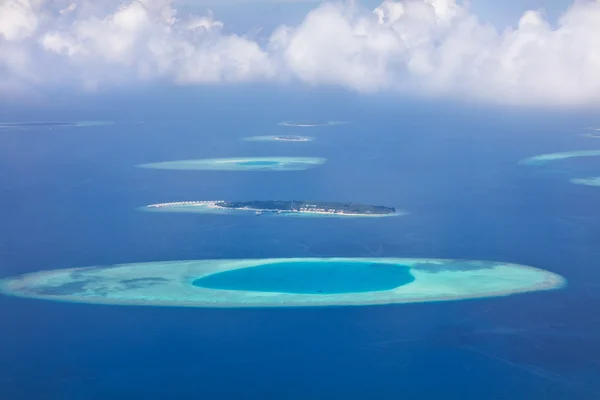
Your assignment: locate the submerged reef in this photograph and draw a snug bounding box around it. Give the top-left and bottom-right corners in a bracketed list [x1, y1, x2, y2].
[583, 127, 600, 137]
[582, 133, 600, 139]
[519, 150, 600, 165]
[137, 157, 326, 171]
[0, 121, 114, 130]
[278, 121, 349, 127]
[0, 258, 566, 308]
[142, 200, 403, 217]
[571, 177, 600, 186]
[520, 150, 600, 187]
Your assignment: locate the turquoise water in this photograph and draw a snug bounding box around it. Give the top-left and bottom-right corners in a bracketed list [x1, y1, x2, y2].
[236, 161, 281, 166]
[192, 261, 415, 294]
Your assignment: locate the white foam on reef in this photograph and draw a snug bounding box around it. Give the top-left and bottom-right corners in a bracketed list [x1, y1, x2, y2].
[137, 157, 326, 171]
[519, 150, 600, 165]
[242, 135, 314, 142]
[0, 258, 565, 308]
[141, 201, 405, 218]
[278, 121, 349, 127]
[571, 177, 600, 186]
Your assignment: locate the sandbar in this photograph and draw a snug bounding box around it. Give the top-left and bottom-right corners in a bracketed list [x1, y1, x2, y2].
[137, 157, 326, 171]
[0, 258, 565, 308]
[242, 135, 314, 142]
[519, 150, 600, 165]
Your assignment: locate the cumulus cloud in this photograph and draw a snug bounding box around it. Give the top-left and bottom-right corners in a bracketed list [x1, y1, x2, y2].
[0, 0, 39, 41]
[2, 0, 600, 106]
[37, 0, 275, 88]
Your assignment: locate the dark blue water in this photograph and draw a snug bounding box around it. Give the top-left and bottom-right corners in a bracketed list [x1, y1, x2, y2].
[1, 87, 600, 399]
[193, 261, 415, 294]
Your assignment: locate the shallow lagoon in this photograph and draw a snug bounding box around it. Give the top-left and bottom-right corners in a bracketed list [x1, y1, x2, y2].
[242, 135, 314, 142]
[137, 157, 326, 171]
[193, 261, 415, 294]
[278, 121, 348, 127]
[236, 161, 280, 166]
[0, 258, 565, 308]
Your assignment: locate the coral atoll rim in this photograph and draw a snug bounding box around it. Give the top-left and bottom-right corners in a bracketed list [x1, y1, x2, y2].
[0, 258, 566, 308]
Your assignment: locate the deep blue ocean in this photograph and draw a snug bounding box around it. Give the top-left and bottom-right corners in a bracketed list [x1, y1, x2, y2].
[1, 87, 600, 399]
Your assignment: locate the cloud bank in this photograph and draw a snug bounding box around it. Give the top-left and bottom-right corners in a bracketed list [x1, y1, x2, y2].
[2, 0, 600, 106]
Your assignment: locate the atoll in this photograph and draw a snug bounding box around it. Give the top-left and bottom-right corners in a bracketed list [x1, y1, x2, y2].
[0, 121, 114, 130]
[0, 258, 566, 308]
[137, 157, 326, 171]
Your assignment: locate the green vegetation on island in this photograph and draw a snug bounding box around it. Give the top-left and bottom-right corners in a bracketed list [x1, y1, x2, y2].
[214, 200, 396, 215]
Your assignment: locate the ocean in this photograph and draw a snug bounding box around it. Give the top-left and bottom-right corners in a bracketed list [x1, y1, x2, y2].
[1, 87, 600, 399]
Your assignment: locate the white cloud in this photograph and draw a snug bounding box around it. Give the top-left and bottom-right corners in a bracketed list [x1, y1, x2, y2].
[177, 0, 322, 4]
[59, 2, 77, 15]
[2, 0, 600, 106]
[0, 0, 39, 41]
[272, 0, 600, 106]
[32, 0, 275, 89]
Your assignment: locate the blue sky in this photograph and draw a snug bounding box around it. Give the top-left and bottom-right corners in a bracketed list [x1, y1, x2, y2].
[457, 0, 572, 26]
[183, 0, 574, 29]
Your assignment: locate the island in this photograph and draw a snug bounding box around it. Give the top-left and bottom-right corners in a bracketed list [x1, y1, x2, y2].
[143, 200, 401, 217]
[217, 200, 395, 215]
[0, 257, 566, 308]
[137, 157, 326, 171]
[243, 135, 314, 142]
